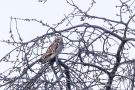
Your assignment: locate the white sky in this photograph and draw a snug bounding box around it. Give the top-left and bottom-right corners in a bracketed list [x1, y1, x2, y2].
[0, 0, 132, 89]
[0, 0, 120, 57]
[0, 0, 123, 80]
[0, 0, 70, 57]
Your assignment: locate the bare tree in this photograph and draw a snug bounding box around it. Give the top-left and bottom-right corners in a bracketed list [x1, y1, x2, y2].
[1, 0, 135, 90]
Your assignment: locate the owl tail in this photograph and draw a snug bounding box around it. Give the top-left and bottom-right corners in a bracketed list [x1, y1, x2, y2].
[38, 57, 56, 65]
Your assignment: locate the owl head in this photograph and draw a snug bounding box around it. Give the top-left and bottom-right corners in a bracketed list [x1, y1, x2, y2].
[54, 34, 63, 43]
[56, 36, 63, 43]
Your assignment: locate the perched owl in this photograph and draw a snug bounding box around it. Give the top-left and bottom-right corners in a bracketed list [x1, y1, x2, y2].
[39, 36, 63, 64]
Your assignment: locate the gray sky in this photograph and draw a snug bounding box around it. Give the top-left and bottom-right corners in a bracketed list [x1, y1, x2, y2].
[1, 0, 134, 89]
[0, 0, 122, 74]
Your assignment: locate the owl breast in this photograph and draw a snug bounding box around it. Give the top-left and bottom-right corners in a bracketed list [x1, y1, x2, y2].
[56, 41, 63, 55]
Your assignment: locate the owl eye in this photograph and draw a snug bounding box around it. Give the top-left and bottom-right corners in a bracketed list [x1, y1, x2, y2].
[58, 39, 61, 41]
[57, 37, 61, 40]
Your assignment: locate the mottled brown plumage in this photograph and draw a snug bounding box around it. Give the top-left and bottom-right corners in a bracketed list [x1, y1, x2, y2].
[39, 36, 63, 64]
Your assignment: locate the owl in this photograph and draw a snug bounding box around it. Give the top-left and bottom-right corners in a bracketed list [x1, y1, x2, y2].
[39, 36, 63, 64]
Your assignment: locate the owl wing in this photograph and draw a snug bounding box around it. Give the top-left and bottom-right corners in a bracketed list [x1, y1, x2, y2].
[39, 38, 60, 63]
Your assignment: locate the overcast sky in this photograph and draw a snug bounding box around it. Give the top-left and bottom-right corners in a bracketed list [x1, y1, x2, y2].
[0, 0, 122, 72]
[1, 0, 134, 89]
[0, 0, 124, 74]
